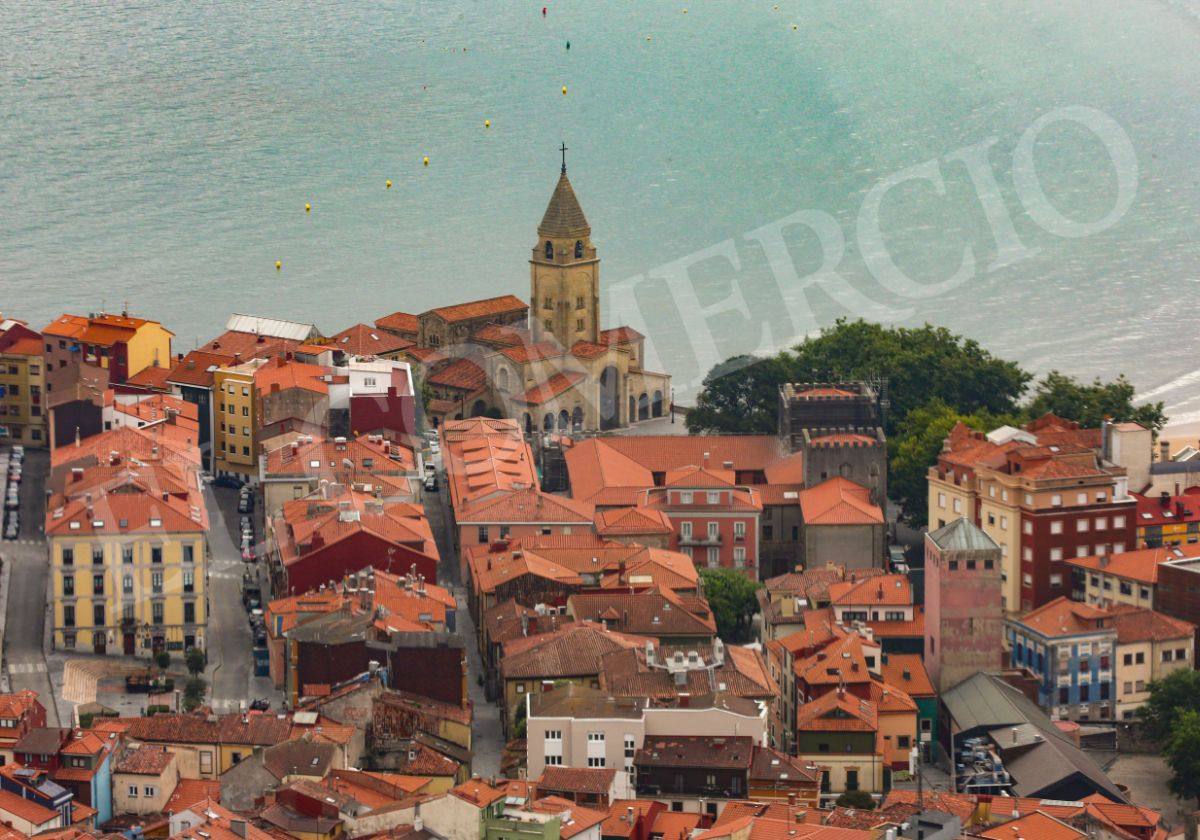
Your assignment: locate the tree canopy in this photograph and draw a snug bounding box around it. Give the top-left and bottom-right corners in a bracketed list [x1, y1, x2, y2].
[1141, 668, 1200, 742]
[687, 319, 1166, 523]
[699, 567, 762, 642]
[1166, 709, 1200, 807]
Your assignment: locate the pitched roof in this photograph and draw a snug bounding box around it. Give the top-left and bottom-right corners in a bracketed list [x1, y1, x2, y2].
[501, 621, 646, 680]
[879, 653, 935, 698]
[427, 357, 488, 392]
[0, 787, 58, 825]
[426, 295, 528, 324]
[115, 743, 174, 775]
[375, 311, 420, 335]
[978, 811, 1086, 840]
[1066, 543, 1200, 584]
[569, 589, 717, 637]
[539, 172, 590, 237]
[512, 371, 586, 406]
[749, 745, 821, 784]
[799, 477, 883, 525]
[253, 356, 329, 395]
[794, 689, 878, 732]
[450, 779, 507, 808]
[538, 766, 617, 795]
[459, 486, 594, 525]
[331, 323, 412, 356]
[828, 574, 911, 607]
[1106, 605, 1195, 643]
[594, 506, 673, 536]
[927, 517, 999, 552]
[1015, 597, 1112, 639]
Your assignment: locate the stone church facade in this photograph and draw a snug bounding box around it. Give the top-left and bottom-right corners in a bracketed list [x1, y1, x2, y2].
[406, 164, 671, 433]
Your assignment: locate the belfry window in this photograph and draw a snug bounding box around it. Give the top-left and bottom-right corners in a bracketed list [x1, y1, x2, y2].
[574, 240, 584, 259]
[545, 241, 554, 259]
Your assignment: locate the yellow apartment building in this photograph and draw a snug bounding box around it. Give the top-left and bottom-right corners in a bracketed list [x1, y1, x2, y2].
[0, 318, 47, 447]
[46, 451, 208, 657]
[213, 360, 262, 482]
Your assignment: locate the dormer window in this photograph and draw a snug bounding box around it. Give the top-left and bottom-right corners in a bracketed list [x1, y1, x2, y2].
[544, 241, 554, 260]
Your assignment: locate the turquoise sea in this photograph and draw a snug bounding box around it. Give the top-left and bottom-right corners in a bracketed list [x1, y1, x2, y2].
[2, 1, 1199, 411]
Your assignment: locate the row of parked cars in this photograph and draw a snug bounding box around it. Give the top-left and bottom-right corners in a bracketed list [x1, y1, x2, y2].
[3, 446, 25, 540]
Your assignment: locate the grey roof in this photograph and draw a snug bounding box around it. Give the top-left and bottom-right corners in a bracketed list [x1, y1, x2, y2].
[943, 672, 1126, 802]
[13, 727, 66, 756]
[539, 172, 590, 237]
[225, 313, 318, 342]
[927, 518, 999, 552]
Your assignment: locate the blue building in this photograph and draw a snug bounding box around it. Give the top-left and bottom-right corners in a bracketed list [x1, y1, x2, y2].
[1005, 596, 1116, 722]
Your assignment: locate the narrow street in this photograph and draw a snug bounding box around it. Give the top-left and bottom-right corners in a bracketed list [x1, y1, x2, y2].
[422, 448, 504, 777]
[204, 484, 279, 712]
[1, 448, 60, 724]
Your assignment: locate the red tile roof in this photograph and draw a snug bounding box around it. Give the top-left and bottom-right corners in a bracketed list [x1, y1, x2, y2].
[330, 323, 413, 356]
[375, 311, 420, 335]
[1067, 544, 1200, 584]
[1017, 597, 1111, 638]
[794, 689, 878, 732]
[879, 654, 935, 698]
[274, 491, 437, 569]
[635, 735, 754, 770]
[798, 477, 883, 525]
[512, 371, 586, 406]
[599, 327, 644, 345]
[594, 506, 673, 536]
[459, 486, 594, 525]
[828, 574, 911, 607]
[427, 295, 528, 323]
[450, 779, 507, 807]
[501, 621, 646, 679]
[978, 811, 1086, 840]
[428, 357, 488, 392]
[569, 589, 717, 637]
[538, 766, 617, 795]
[198, 329, 301, 361]
[253, 356, 329, 395]
[126, 365, 173, 391]
[0, 787, 58, 825]
[1106, 605, 1195, 643]
[116, 743, 175, 775]
[498, 341, 564, 364]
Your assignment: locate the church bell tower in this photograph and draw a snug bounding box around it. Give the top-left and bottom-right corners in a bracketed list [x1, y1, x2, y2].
[530, 145, 600, 347]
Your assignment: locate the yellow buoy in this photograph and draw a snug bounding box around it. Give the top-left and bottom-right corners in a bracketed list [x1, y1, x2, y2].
[275, 260, 282, 271]
[484, 119, 491, 128]
[773, 3, 779, 9]
[305, 203, 311, 213]
[423, 156, 430, 166]
[682, 7, 687, 12]
[561, 85, 568, 95]
[386, 179, 392, 189]
[792, 23, 797, 29]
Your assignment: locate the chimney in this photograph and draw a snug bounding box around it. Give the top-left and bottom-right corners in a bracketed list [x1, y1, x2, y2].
[1161, 491, 1171, 508]
[230, 820, 248, 839]
[1162, 440, 1172, 462]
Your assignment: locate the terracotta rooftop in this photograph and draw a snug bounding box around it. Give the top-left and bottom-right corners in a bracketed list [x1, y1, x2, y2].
[828, 574, 911, 607]
[794, 689, 877, 732]
[1015, 596, 1112, 638]
[330, 323, 413, 356]
[253, 356, 329, 395]
[450, 779, 507, 808]
[1106, 605, 1195, 643]
[569, 589, 717, 637]
[501, 621, 646, 680]
[375, 311, 420, 335]
[426, 295, 528, 324]
[115, 743, 174, 775]
[635, 735, 754, 770]
[427, 357, 488, 392]
[978, 811, 1086, 840]
[512, 371, 586, 406]
[538, 765, 617, 795]
[1066, 543, 1200, 584]
[880, 653, 935, 697]
[798, 477, 883, 526]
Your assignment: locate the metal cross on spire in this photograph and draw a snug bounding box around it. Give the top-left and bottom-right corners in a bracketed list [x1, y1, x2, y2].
[560, 141, 568, 174]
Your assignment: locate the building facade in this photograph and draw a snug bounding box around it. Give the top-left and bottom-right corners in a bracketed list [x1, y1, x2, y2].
[0, 319, 47, 447]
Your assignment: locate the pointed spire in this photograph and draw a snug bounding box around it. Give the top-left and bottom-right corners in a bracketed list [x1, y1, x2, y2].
[538, 171, 590, 238]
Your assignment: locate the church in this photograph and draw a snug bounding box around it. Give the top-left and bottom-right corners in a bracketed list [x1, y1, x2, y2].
[378, 157, 672, 433]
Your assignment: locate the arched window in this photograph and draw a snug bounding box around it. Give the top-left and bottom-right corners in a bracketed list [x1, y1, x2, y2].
[496, 367, 510, 393]
[523, 413, 533, 434]
[544, 241, 554, 260]
[652, 390, 664, 417]
[558, 409, 570, 430]
[638, 392, 650, 421]
[574, 240, 584, 259]
[571, 406, 584, 430]
[543, 413, 554, 431]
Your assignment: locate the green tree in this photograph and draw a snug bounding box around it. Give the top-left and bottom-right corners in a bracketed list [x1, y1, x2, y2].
[1140, 668, 1200, 741]
[413, 369, 437, 432]
[687, 354, 795, 434]
[182, 677, 207, 713]
[1028, 371, 1167, 433]
[834, 790, 876, 810]
[1166, 709, 1200, 807]
[699, 567, 762, 641]
[154, 651, 171, 672]
[185, 648, 207, 678]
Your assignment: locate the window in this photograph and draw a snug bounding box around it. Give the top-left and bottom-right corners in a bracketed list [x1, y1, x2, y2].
[1136, 651, 1145, 664]
[63, 575, 75, 596]
[122, 574, 133, 594]
[1123, 653, 1132, 666]
[707, 547, 719, 568]
[575, 240, 584, 259]
[1049, 548, 1063, 561]
[183, 570, 195, 593]
[588, 732, 605, 742]
[478, 526, 489, 543]
[544, 754, 563, 766]
[144, 786, 155, 797]
[1077, 519, 1089, 532]
[938, 492, 946, 509]
[93, 604, 105, 625]
[1114, 515, 1126, 528]
[128, 785, 138, 798]
[708, 491, 721, 505]
[151, 547, 162, 564]
[845, 770, 859, 791]
[122, 546, 133, 564]
[762, 524, 773, 540]
[1051, 493, 1062, 507]
[516, 683, 525, 694]
[545, 729, 562, 741]
[898, 735, 911, 748]
[152, 602, 163, 625]
[733, 547, 746, 567]
[1096, 517, 1108, 530]
[707, 521, 719, 540]
[183, 544, 194, 564]
[1050, 573, 1063, 587]
[62, 548, 74, 566]
[953, 498, 962, 513]
[184, 602, 196, 623]
[152, 571, 163, 594]
[92, 546, 103, 565]
[587, 757, 606, 767]
[680, 522, 692, 540]
[64, 605, 75, 627]
[734, 521, 745, 539]
[576, 319, 584, 332]
[92, 574, 104, 596]
[1051, 520, 1063, 534]
[1163, 649, 1173, 662]
[576, 295, 585, 310]
[680, 491, 693, 504]
[625, 735, 636, 759]
[544, 241, 554, 260]
[544, 319, 552, 331]
[1000, 515, 1008, 530]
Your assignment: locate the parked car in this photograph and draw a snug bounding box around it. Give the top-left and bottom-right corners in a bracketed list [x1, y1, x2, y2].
[213, 475, 242, 489]
[239, 516, 252, 530]
[424, 474, 439, 492]
[4, 522, 18, 540]
[249, 698, 271, 711]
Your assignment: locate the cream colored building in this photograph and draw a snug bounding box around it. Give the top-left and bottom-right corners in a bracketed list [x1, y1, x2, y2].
[113, 745, 180, 815]
[1111, 607, 1195, 720]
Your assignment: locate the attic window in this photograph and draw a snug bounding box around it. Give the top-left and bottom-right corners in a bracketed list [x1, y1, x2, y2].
[69, 521, 81, 530]
[310, 460, 321, 468]
[119, 519, 129, 528]
[93, 520, 104, 528]
[149, 518, 162, 527]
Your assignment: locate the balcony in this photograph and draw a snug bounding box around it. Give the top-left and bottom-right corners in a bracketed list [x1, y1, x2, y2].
[679, 535, 722, 547]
